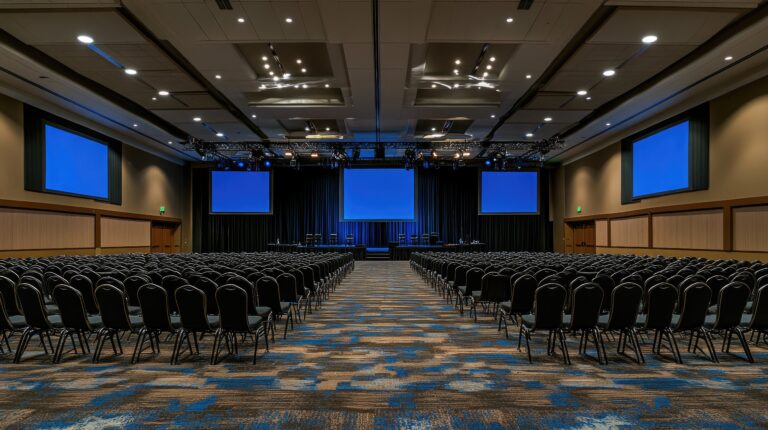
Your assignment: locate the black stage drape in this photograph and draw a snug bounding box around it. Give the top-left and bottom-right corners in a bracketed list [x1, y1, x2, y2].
[193, 167, 552, 253]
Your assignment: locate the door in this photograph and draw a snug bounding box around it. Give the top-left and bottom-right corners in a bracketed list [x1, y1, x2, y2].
[151, 222, 180, 253]
[564, 223, 574, 254]
[567, 221, 596, 254]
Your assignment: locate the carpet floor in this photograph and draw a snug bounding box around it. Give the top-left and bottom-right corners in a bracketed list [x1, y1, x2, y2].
[1, 261, 767, 429]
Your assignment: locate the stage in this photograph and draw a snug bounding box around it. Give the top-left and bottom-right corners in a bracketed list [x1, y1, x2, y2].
[266, 243, 486, 260]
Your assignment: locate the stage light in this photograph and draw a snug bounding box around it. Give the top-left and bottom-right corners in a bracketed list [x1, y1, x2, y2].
[284, 150, 293, 157]
[484, 159, 492, 166]
[463, 151, 471, 157]
[454, 151, 460, 159]
[77, 35, 94, 44]
[236, 160, 245, 168]
[310, 151, 319, 158]
[263, 160, 272, 168]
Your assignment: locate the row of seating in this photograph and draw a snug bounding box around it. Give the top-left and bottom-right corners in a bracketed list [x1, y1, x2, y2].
[411, 252, 767, 365]
[0, 252, 354, 364]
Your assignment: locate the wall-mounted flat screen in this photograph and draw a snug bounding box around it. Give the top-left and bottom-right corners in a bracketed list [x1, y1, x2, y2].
[479, 171, 539, 214]
[341, 168, 415, 221]
[632, 120, 690, 199]
[44, 124, 109, 199]
[210, 171, 272, 214]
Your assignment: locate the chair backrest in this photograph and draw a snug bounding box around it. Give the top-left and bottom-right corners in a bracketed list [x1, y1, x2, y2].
[161, 275, 187, 313]
[508, 274, 537, 314]
[288, 269, 305, 295]
[533, 268, 557, 283]
[255, 276, 282, 313]
[644, 283, 677, 330]
[276, 273, 298, 302]
[53, 285, 92, 331]
[137, 284, 175, 331]
[605, 282, 643, 330]
[568, 283, 603, 330]
[592, 274, 615, 313]
[176, 285, 211, 332]
[216, 285, 251, 332]
[479, 273, 511, 303]
[124, 275, 149, 306]
[465, 268, 484, 294]
[95, 285, 134, 331]
[747, 285, 768, 330]
[17, 283, 53, 330]
[0, 275, 21, 316]
[730, 271, 755, 291]
[0, 294, 18, 331]
[532, 284, 567, 330]
[193, 276, 219, 315]
[70, 274, 99, 315]
[675, 282, 711, 331]
[711, 282, 750, 330]
[705, 275, 730, 306]
[453, 265, 469, 287]
[299, 267, 316, 293]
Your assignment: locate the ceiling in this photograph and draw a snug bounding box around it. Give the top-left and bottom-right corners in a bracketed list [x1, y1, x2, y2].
[0, 0, 766, 164]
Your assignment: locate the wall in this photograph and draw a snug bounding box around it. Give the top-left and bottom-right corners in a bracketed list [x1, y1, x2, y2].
[0, 92, 190, 257]
[553, 75, 768, 259]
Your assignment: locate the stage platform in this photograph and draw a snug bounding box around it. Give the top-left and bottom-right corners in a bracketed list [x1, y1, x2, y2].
[267, 243, 486, 260]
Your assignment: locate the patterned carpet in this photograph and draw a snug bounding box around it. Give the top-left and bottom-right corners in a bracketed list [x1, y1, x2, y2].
[1, 261, 767, 429]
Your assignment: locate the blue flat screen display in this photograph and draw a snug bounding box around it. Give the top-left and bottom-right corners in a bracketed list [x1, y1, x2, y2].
[632, 120, 689, 198]
[480, 171, 538, 214]
[342, 168, 415, 220]
[44, 124, 109, 199]
[211, 171, 271, 213]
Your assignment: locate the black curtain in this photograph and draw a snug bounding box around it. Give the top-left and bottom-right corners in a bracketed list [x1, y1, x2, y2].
[193, 166, 552, 253]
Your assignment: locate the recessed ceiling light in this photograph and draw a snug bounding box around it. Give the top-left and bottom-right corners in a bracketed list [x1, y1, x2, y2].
[431, 84, 436, 88]
[586, 96, 592, 100]
[642, 35, 658, 44]
[193, 117, 202, 122]
[285, 17, 293, 23]
[325, 127, 331, 131]
[168, 141, 173, 145]
[251, 114, 257, 118]
[264, 64, 270, 69]
[454, 59, 461, 65]
[577, 90, 587, 96]
[490, 56, 496, 62]
[431, 127, 436, 131]
[506, 17, 513, 23]
[544, 117, 552, 122]
[305, 127, 311, 132]
[325, 84, 330, 88]
[77, 35, 94, 44]
[302, 84, 308, 89]
[124, 68, 137, 76]
[294, 84, 300, 89]
[273, 76, 280, 81]
[259, 84, 266, 89]
[296, 59, 302, 64]
[132, 123, 138, 127]
[301, 68, 307, 73]
[605, 122, 611, 126]
[216, 132, 224, 137]
[724, 55, 734, 61]
[269, 71, 274, 76]
[453, 83, 459, 88]
[490, 114, 496, 118]
[262, 56, 268, 61]
[525, 74, 532, 79]
[486, 65, 492, 70]
[526, 133, 534, 138]
[158, 90, 170, 96]
[237, 17, 245, 23]
[453, 69, 459, 75]
[215, 74, 222, 79]
[602, 69, 616, 77]
[152, 97, 157, 101]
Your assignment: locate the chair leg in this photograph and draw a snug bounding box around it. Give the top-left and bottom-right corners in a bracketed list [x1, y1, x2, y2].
[558, 329, 571, 365]
[734, 328, 754, 363]
[131, 329, 147, 364]
[283, 313, 290, 340]
[13, 328, 33, 364]
[524, 329, 532, 363]
[52, 330, 68, 364]
[666, 329, 682, 364]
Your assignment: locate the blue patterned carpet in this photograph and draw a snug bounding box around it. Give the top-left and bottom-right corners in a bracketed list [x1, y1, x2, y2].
[1, 261, 767, 429]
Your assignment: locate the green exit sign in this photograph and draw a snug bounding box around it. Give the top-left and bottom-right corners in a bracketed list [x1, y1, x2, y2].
[159, 206, 166, 214]
[576, 206, 582, 214]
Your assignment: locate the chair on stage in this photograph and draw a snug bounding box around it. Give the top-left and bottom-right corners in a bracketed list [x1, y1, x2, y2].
[410, 234, 419, 245]
[346, 234, 354, 245]
[398, 234, 406, 244]
[421, 233, 429, 245]
[314, 233, 322, 246]
[430, 232, 439, 245]
[305, 233, 314, 246]
[329, 234, 338, 245]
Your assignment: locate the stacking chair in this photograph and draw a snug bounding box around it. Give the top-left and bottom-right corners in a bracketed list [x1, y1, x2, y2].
[519, 284, 569, 364]
[458, 268, 483, 316]
[598, 283, 644, 363]
[93, 285, 143, 362]
[69, 274, 100, 315]
[470, 273, 511, 323]
[161, 275, 187, 314]
[194, 276, 219, 315]
[329, 234, 338, 245]
[565, 283, 604, 364]
[51, 285, 103, 363]
[346, 234, 354, 245]
[743, 285, 767, 347]
[673, 283, 715, 363]
[592, 274, 615, 314]
[276, 273, 304, 323]
[132, 284, 180, 364]
[0, 295, 26, 355]
[14, 284, 61, 363]
[256, 277, 293, 339]
[704, 282, 752, 362]
[0, 275, 22, 317]
[499, 274, 537, 338]
[212, 285, 268, 364]
[173, 286, 219, 364]
[640, 283, 681, 363]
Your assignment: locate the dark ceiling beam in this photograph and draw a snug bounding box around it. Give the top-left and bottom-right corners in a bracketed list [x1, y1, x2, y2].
[118, 6, 271, 142]
[372, 0, 382, 143]
[557, 1, 768, 140]
[481, 6, 616, 143]
[0, 28, 189, 140]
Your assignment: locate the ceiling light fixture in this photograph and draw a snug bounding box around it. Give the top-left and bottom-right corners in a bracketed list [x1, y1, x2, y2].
[301, 68, 307, 73]
[490, 114, 496, 118]
[302, 84, 308, 89]
[506, 17, 513, 23]
[642, 35, 658, 44]
[431, 84, 436, 88]
[586, 96, 592, 100]
[285, 17, 293, 23]
[605, 122, 611, 126]
[724, 55, 734, 61]
[483, 72, 489, 77]
[77, 35, 94, 44]
[262, 56, 268, 61]
[158, 90, 170, 96]
[264, 64, 270, 69]
[602, 69, 616, 77]
[431, 127, 436, 131]
[310, 151, 319, 158]
[132, 123, 138, 127]
[325, 127, 331, 131]
[269, 71, 275, 76]
[168, 141, 173, 145]
[216, 132, 224, 137]
[193, 117, 202, 122]
[259, 84, 266, 89]
[251, 114, 257, 118]
[296, 59, 302, 64]
[124, 68, 137, 76]
[453, 83, 459, 88]
[152, 97, 157, 101]
[525, 74, 532, 79]
[526, 133, 534, 138]
[490, 56, 496, 62]
[284, 151, 293, 157]
[577, 90, 587, 96]
[486, 65, 492, 70]
[273, 76, 280, 81]
[544, 117, 552, 122]
[324, 84, 330, 88]
[453, 69, 459, 75]
[454, 59, 461, 65]
[237, 17, 245, 23]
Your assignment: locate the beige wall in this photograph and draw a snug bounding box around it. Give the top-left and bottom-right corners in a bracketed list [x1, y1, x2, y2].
[0, 92, 191, 255]
[554, 75, 768, 257]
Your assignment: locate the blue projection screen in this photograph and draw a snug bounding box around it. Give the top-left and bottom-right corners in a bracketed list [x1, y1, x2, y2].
[210, 171, 271, 214]
[479, 171, 539, 214]
[342, 168, 415, 221]
[44, 124, 109, 199]
[632, 120, 690, 198]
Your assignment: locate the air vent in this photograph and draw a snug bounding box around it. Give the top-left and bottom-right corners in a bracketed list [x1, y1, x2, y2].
[518, 0, 534, 10]
[215, 0, 233, 10]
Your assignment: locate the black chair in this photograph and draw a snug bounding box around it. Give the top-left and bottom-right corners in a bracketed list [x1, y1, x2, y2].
[133, 284, 180, 364]
[69, 274, 100, 315]
[743, 285, 767, 347]
[706, 275, 730, 307]
[276, 273, 304, 323]
[161, 275, 187, 313]
[0, 294, 25, 354]
[0, 275, 22, 317]
[470, 273, 510, 323]
[256, 277, 292, 340]
[592, 274, 615, 314]
[499, 274, 537, 338]
[93, 285, 143, 362]
[124, 275, 149, 307]
[173, 286, 218, 364]
[13, 284, 61, 363]
[704, 282, 752, 363]
[640, 283, 681, 363]
[51, 285, 103, 363]
[458, 268, 483, 316]
[565, 283, 604, 364]
[673, 283, 715, 363]
[194, 277, 219, 315]
[519, 284, 569, 364]
[598, 283, 644, 363]
[212, 285, 268, 364]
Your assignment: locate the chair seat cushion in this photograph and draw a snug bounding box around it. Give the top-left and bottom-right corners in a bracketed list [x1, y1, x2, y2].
[521, 314, 536, 328]
[207, 315, 220, 328]
[745, 301, 753, 313]
[471, 291, 481, 299]
[88, 315, 104, 329]
[707, 304, 717, 315]
[170, 315, 182, 330]
[703, 313, 717, 329]
[47, 314, 64, 329]
[255, 306, 272, 318]
[128, 315, 143, 330]
[280, 302, 292, 313]
[499, 301, 511, 313]
[458, 285, 467, 295]
[247, 315, 264, 330]
[9, 315, 27, 329]
[127, 305, 141, 316]
[45, 304, 60, 315]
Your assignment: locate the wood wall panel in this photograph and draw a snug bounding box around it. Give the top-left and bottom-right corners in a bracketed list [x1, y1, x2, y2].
[595, 220, 609, 247]
[610, 216, 648, 248]
[733, 205, 768, 252]
[0, 208, 94, 250]
[652, 210, 723, 250]
[100, 217, 151, 248]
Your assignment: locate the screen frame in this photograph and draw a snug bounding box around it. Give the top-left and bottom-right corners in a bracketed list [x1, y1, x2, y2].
[41, 120, 111, 201]
[339, 167, 418, 222]
[208, 169, 274, 215]
[477, 169, 540, 216]
[629, 118, 692, 200]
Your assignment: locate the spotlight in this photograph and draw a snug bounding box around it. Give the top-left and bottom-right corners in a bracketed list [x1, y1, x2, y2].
[310, 150, 319, 158]
[236, 160, 245, 168]
[238, 17, 245, 23]
[484, 159, 492, 167]
[577, 90, 587, 96]
[642, 35, 658, 44]
[263, 160, 272, 168]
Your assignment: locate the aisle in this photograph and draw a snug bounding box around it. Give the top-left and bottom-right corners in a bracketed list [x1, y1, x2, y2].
[2, 261, 767, 429]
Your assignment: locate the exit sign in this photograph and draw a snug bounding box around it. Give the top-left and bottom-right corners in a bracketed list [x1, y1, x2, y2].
[576, 206, 582, 214]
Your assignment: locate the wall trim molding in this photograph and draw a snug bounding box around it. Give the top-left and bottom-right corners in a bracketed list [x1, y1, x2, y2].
[0, 198, 181, 224]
